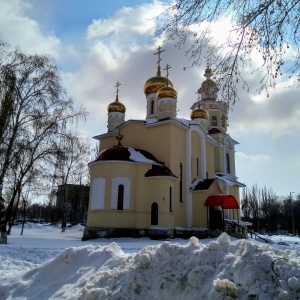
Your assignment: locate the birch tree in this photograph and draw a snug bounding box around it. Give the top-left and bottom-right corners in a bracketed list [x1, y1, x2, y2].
[159, 0, 300, 104]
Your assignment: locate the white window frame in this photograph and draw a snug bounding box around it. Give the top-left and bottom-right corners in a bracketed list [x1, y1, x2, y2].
[111, 177, 130, 210]
[90, 178, 105, 210]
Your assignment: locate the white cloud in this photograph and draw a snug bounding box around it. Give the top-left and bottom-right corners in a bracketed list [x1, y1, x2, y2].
[86, 1, 164, 53]
[0, 0, 61, 57]
[236, 152, 272, 163]
[2, 0, 299, 196]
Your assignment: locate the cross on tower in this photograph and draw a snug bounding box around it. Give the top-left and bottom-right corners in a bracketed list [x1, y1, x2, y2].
[154, 46, 165, 69]
[206, 57, 211, 68]
[164, 64, 171, 87]
[164, 64, 171, 78]
[115, 81, 121, 101]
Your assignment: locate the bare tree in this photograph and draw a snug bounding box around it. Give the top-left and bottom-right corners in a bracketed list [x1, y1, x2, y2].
[53, 134, 91, 229]
[0, 41, 87, 227]
[159, 0, 300, 104]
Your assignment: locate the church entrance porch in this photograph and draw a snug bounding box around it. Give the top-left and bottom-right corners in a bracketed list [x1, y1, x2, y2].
[205, 195, 240, 231]
[209, 206, 223, 230]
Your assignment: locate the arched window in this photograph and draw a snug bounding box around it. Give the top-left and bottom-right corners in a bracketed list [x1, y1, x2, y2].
[150, 99, 154, 114]
[197, 158, 199, 176]
[117, 184, 124, 210]
[179, 163, 183, 202]
[151, 202, 158, 225]
[212, 116, 217, 126]
[226, 153, 230, 174]
[169, 187, 173, 212]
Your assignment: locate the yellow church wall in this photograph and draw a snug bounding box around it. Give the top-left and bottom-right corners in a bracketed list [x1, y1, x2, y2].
[137, 124, 172, 167]
[98, 122, 149, 152]
[97, 121, 188, 179]
[135, 177, 176, 229]
[87, 210, 136, 228]
[89, 162, 136, 208]
[88, 159, 179, 229]
[211, 135, 222, 144]
[168, 125, 187, 170]
[88, 162, 149, 228]
[87, 161, 138, 228]
[119, 122, 189, 229]
[112, 122, 173, 169]
[168, 126, 188, 227]
[192, 192, 208, 228]
[214, 147, 222, 172]
[191, 131, 202, 181]
[206, 143, 215, 178]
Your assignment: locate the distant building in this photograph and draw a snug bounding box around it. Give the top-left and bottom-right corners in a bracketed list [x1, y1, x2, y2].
[56, 184, 89, 225]
[83, 48, 244, 240]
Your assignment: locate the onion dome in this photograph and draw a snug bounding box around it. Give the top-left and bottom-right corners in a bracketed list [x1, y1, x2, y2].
[157, 63, 177, 99]
[198, 67, 219, 99]
[107, 99, 126, 113]
[191, 102, 209, 120]
[157, 85, 178, 100]
[144, 67, 174, 96]
[107, 81, 126, 113]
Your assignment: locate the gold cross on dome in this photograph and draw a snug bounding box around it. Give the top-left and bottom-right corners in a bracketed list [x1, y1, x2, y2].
[164, 64, 172, 86]
[115, 81, 121, 100]
[154, 46, 165, 68]
[164, 64, 171, 78]
[206, 57, 211, 68]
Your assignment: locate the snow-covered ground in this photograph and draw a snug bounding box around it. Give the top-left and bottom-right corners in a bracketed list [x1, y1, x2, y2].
[0, 223, 300, 300]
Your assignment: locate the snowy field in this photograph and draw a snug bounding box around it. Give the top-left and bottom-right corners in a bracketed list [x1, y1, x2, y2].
[0, 224, 300, 300]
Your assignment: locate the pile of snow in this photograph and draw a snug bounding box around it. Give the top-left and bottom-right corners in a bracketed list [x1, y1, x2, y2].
[1, 232, 300, 299]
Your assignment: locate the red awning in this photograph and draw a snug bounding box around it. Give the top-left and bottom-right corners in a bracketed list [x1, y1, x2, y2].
[205, 195, 239, 209]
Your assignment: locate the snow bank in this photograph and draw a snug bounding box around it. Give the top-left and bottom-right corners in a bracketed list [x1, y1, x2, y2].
[1, 233, 300, 300]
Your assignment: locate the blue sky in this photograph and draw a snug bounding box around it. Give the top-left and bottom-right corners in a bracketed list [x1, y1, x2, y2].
[1, 0, 299, 198]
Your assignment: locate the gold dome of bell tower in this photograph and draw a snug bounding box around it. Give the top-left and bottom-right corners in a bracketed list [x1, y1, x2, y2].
[107, 82, 126, 113]
[143, 46, 174, 96]
[107, 82, 126, 132]
[191, 101, 209, 120]
[198, 66, 219, 100]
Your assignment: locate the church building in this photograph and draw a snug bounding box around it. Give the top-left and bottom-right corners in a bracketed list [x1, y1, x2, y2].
[83, 47, 245, 240]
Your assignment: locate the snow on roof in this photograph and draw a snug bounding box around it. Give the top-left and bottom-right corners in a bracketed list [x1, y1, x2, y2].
[190, 178, 204, 190]
[144, 118, 157, 124]
[128, 147, 161, 165]
[215, 175, 245, 187]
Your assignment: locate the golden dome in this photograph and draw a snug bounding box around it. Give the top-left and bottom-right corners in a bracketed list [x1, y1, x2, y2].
[198, 67, 219, 99]
[157, 85, 178, 100]
[190, 107, 209, 120]
[144, 67, 174, 96]
[205, 67, 213, 74]
[107, 99, 126, 113]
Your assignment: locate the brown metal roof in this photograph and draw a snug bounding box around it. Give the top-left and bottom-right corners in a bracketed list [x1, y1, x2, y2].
[145, 165, 177, 178]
